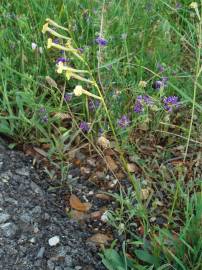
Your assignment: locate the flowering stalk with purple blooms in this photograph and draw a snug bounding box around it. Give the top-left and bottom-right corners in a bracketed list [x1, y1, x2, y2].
[134, 95, 153, 113]
[38, 107, 49, 123]
[79, 121, 90, 133]
[152, 77, 168, 90]
[95, 36, 108, 46]
[118, 115, 131, 128]
[163, 96, 180, 112]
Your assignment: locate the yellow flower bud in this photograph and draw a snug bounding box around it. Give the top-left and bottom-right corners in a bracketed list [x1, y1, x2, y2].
[56, 61, 64, 74]
[47, 38, 53, 49]
[190, 2, 198, 9]
[66, 71, 72, 80]
[74, 85, 83, 96]
[42, 23, 49, 34]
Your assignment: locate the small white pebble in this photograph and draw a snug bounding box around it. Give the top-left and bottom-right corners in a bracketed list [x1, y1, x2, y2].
[48, 236, 60, 246]
[101, 211, 108, 222]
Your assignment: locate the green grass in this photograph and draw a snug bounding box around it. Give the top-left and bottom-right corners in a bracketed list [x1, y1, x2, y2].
[0, 0, 202, 269]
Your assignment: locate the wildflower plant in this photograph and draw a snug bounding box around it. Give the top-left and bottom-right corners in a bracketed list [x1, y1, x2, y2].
[42, 18, 141, 200]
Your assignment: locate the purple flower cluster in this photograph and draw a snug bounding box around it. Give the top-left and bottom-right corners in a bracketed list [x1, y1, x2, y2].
[79, 121, 90, 133]
[64, 92, 73, 102]
[77, 48, 84, 53]
[56, 57, 70, 64]
[118, 115, 130, 128]
[157, 63, 165, 72]
[152, 77, 168, 90]
[88, 99, 100, 111]
[134, 95, 153, 113]
[39, 107, 48, 123]
[95, 36, 108, 46]
[163, 96, 179, 112]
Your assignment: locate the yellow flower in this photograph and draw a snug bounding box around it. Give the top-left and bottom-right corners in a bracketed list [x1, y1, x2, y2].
[73, 85, 101, 100]
[66, 71, 72, 80]
[190, 2, 198, 9]
[56, 61, 64, 74]
[74, 85, 83, 96]
[47, 38, 53, 49]
[42, 23, 49, 34]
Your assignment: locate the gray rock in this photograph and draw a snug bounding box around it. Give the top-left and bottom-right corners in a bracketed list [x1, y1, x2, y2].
[0, 194, 4, 204]
[20, 213, 32, 224]
[65, 255, 73, 266]
[0, 213, 10, 224]
[54, 267, 62, 270]
[48, 236, 60, 246]
[0, 222, 17, 238]
[30, 181, 43, 195]
[15, 168, 30, 176]
[47, 260, 55, 270]
[5, 197, 18, 205]
[32, 206, 42, 215]
[36, 247, 45, 258]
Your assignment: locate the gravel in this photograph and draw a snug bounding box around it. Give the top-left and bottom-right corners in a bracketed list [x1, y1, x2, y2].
[0, 145, 106, 270]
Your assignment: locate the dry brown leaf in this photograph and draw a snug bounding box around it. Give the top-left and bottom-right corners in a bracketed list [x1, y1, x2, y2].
[54, 112, 71, 120]
[95, 193, 111, 201]
[87, 233, 112, 246]
[90, 211, 102, 220]
[98, 136, 110, 149]
[127, 163, 138, 173]
[141, 188, 150, 200]
[45, 76, 58, 88]
[105, 155, 118, 171]
[69, 194, 92, 212]
[33, 147, 48, 157]
[70, 210, 88, 221]
[80, 167, 91, 175]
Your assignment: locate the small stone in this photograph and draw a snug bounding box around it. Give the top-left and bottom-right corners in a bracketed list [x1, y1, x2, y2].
[47, 260, 55, 270]
[0, 194, 4, 204]
[55, 267, 62, 270]
[30, 181, 43, 195]
[0, 222, 17, 238]
[29, 237, 36, 244]
[75, 266, 82, 270]
[48, 236, 60, 246]
[20, 213, 32, 224]
[0, 213, 10, 224]
[32, 206, 42, 215]
[64, 255, 73, 266]
[150, 217, 156, 222]
[36, 247, 45, 258]
[15, 168, 30, 176]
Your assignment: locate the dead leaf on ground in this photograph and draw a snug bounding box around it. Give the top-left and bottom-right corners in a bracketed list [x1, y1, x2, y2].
[90, 211, 102, 220]
[80, 166, 91, 175]
[127, 163, 139, 173]
[141, 188, 151, 200]
[105, 155, 118, 171]
[33, 147, 48, 157]
[95, 193, 111, 201]
[86, 233, 112, 246]
[69, 194, 92, 212]
[54, 112, 71, 120]
[45, 76, 58, 88]
[70, 209, 88, 221]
